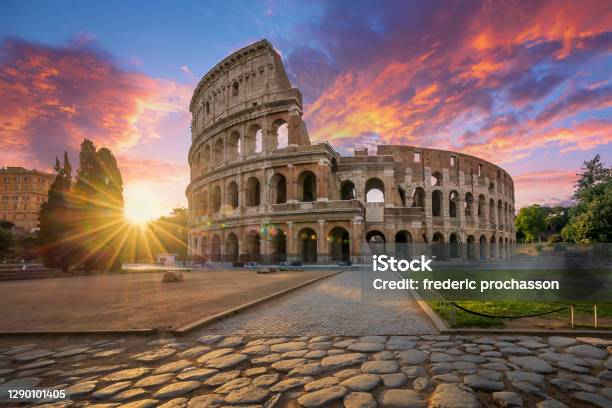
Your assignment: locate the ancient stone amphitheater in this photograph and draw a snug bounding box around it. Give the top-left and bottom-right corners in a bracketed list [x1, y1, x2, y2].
[186, 40, 515, 264]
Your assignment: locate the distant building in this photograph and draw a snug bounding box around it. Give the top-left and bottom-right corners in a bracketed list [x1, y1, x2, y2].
[0, 167, 55, 233]
[156, 253, 178, 266]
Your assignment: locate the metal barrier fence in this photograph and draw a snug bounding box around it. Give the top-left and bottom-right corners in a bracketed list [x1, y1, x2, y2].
[415, 285, 456, 328]
[121, 263, 194, 271]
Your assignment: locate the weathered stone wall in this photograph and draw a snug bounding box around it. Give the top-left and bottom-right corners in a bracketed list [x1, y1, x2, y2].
[186, 41, 515, 264]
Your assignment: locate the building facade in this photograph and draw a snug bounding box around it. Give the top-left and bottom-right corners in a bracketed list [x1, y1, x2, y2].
[1, 167, 55, 233]
[186, 40, 515, 264]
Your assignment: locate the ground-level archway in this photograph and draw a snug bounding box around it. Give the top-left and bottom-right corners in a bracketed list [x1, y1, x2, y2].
[329, 227, 350, 262]
[395, 230, 413, 258]
[298, 228, 317, 263]
[225, 233, 239, 262]
[244, 231, 261, 262]
[270, 227, 287, 263]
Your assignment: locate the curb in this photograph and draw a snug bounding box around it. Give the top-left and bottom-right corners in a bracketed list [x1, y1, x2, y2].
[171, 270, 342, 335]
[410, 290, 448, 333]
[0, 328, 157, 337]
[441, 328, 612, 337]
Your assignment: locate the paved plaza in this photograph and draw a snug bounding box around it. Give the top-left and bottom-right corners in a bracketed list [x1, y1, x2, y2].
[0, 332, 611, 407]
[0, 269, 335, 332]
[0, 270, 610, 407]
[205, 270, 435, 336]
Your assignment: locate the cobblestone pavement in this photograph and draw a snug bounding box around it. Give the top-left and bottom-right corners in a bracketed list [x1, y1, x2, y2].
[203, 270, 436, 336]
[0, 333, 611, 407]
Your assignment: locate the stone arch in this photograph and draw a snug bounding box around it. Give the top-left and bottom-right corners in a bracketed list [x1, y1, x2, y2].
[499, 236, 504, 259]
[213, 138, 224, 164]
[478, 194, 486, 217]
[340, 180, 356, 200]
[298, 227, 317, 263]
[227, 131, 241, 160]
[449, 233, 460, 258]
[479, 235, 487, 259]
[449, 191, 459, 218]
[395, 230, 413, 258]
[329, 227, 350, 262]
[227, 181, 239, 209]
[366, 230, 386, 243]
[270, 227, 287, 263]
[432, 190, 443, 217]
[465, 192, 474, 217]
[273, 118, 289, 149]
[498, 200, 503, 226]
[201, 190, 209, 216]
[211, 234, 221, 261]
[246, 177, 261, 207]
[489, 199, 495, 222]
[244, 230, 261, 262]
[203, 144, 211, 170]
[211, 185, 221, 213]
[201, 236, 208, 259]
[245, 124, 263, 155]
[225, 233, 239, 262]
[269, 173, 287, 204]
[467, 235, 476, 259]
[365, 178, 385, 202]
[431, 171, 442, 186]
[489, 182, 495, 194]
[432, 232, 445, 259]
[490, 235, 497, 258]
[412, 187, 425, 208]
[298, 170, 317, 202]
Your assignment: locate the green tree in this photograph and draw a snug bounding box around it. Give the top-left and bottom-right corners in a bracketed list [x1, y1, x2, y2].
[149, 208, 188, 259]
[566, 155, 612, 243]
[515, 205, 546, 242]
[38, 155, 73, 271]
[71, 139, 125, 270]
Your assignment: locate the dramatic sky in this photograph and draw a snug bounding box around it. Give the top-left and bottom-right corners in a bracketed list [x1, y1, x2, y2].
[1, 0, 611, 220]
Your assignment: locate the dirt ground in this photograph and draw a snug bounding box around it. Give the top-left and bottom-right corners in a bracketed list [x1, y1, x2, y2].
[0, 269, 336, 331]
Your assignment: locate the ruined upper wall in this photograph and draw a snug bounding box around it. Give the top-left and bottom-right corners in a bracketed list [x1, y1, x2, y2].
[190, 40, 302, 140]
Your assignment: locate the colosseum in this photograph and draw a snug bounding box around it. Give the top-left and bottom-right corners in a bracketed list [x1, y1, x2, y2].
[186, 40, 515, 264]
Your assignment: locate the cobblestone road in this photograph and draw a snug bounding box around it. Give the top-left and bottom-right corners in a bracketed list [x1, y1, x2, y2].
[201, 270, 436, 336]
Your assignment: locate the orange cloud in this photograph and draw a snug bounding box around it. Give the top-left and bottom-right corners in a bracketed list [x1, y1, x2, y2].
[513, 170, 577, 208]
[0, 38, 191, 170]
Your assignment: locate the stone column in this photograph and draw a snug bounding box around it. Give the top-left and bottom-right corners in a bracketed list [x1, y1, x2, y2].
[316, 164, 328, 201]
[287, 164, 297, 203]
[261, 224, 271, 264]
[287, 222, 297, 261]
[351, 217, 363, 264]
[317, 220, 328, 264]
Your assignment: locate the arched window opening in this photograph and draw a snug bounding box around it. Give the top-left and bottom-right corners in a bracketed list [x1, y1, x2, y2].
[213, 139, 224, 164]
[245, 231, 261, 262]
[211, 235, 221, 262]
[489, 182, 495, 193]
[227, 131, 241, 160]
[274, 119, 288, 149]
[465, 193, 473, 217]
[298, 171, 317, 202]
[201, 236, 208, 260]
[398, 187, 406, 207]
[270, 174, 287, 204]
[449, 191, 459, 218]
[395, 230, 412, 258]
[340, 180, 356, 200]
[329, 227, 350, 262]
[225, 233, 239, 262]
[365, 178, 385, 203]
[203, 145, 211, 170]
[227, 182, 238, 209]
[490, 235, 497, 259]
[431, 172, 442, 186]
[232, 81, 239, 97]
[299, 228, 317, 263]
[489, 199, 495, 222]
[449, 233, 460, 258]
[467, 235, 476, 260]
[478, 195, 486, 217]
[270, 227, 287, 263]
[245, 125, 263, 155]
[432, 232, 445, 259]
[432, 190, 443, 217]
[412, 188, 425, 208]
[479, 235, 487, 259]
[201, 190, 209, 216]
[211, 186, 221, 213]
[246, 177, 261, 207]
